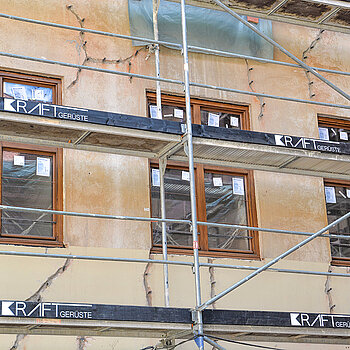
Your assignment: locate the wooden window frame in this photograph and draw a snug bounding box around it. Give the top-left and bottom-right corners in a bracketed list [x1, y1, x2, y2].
[0, 71, 63, 246]
[324, 178, 350, 267]
[147, 91, 250, 129]
[150, 161, 259, 259]
[0, 70, 62, 104]
[148, 93, 258, 259]
[0, 142, 63, 247]
[319, 115, 350, 266]
[318, 115, 350, 130]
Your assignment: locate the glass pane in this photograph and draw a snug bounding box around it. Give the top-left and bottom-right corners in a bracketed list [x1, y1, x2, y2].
[3, 81, 53, 103]
[326, 185, 350, 259]
[201, 110, 241, 129]
[1, 150, 54, 238]
[151, 167, 192, 247]
[204, 172, 249, 251]
[149, 104, 186, 123]
[319, 126, 350, 142]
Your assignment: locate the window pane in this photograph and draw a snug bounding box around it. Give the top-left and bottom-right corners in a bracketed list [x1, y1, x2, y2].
[1, 150, 54, 238]
[325, 184, 350, 259]
[204, 172, 249, 251]
[201, 110, 241, 129]
[149, 104, 186, 123]
[318, 126, 350, 142]
[151, 168, 192, 247]
[3, 81, 53, 103]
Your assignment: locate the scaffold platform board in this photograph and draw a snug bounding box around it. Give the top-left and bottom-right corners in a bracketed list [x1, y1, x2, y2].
[0, 98, 349, 180]
[182, 0, 350, 35]
[0, 301, 350, 344]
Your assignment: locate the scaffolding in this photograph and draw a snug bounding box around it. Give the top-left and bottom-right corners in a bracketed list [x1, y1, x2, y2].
[0, 0, 349, 348]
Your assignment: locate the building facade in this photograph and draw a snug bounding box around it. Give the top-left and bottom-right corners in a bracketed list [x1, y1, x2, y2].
[0, 0, 349, 349]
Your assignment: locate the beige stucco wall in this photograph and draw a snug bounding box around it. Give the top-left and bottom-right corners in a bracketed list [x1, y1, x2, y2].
[0, 0, 349, 348]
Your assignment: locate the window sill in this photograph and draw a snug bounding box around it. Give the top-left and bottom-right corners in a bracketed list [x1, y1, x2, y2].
[0, 237, 64, 248]
[151, 246, 260, 260]
[331, 258, 350, 267]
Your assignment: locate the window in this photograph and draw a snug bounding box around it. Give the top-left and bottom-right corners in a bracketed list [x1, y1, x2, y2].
[324, 180, 350, 265]
[0, 70, 61, 104]
[148, 93, 257, 258]
[0, 71, 63, 246]
[318, 116, 350, 142]
[0, 144, 63, 246]
[147, 92, 250, 130]
[319, 115, 350, 265]
[150, 164, 258, 257]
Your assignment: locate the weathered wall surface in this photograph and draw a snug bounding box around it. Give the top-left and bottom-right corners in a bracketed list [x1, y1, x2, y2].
[0, 0, 349, 348]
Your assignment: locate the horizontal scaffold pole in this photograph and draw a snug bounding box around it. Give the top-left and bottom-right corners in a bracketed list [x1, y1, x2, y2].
[0, 12, 180, 48]
[0, 250, 193, 266]
[1, 13, 350, 77]
[1, 205, 348, 239]
[0, 249, 348, 279]
[0, 51, 349, 110]
[211, 0, 350, 102]
[1, 205, 350, 278]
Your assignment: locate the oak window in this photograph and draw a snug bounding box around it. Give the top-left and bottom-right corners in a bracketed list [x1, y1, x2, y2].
[148, 93, 257, 258]
[319, 116, 350, 265]
[0, 144, 63, 246]
[324, 180, 350, 265]
[150, 164, 258, 257]
[0, 70, 61, 104]
[318, 116, 350, 142]
[0, 71, 63, 246]
[147, 92, 250, 129]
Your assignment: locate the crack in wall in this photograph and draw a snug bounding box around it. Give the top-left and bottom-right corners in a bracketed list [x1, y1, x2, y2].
[77, 336, 90, 350]
[208, 258, 217, 350]
[9, 335, 26, 350]
[324, 264, 336, 313]
[244, 59, 265, 119]
[301, 29, 324, 99]
[9, 258, 72, 350]
[143, 252, 153, 306]
[66, 5, 152, 88]
[208, 258, 216, 310]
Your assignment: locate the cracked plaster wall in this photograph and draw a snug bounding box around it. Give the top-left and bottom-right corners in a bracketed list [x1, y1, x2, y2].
[0, 0, 349, 349]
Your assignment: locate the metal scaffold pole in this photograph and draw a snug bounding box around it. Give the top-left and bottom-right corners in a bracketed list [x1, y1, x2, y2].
[1, 51, 350, 110]
[159, 158, 170, 307]
[180, 0, 204, 347]
[197, 211, 350, 311]
[152, 0, 169, 308]
[2, 12, 350, 77]
[210, 0, 350, 102]
[152, 0, 163, 121]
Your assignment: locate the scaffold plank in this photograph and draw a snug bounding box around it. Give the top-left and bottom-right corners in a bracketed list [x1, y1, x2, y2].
[176, 0, 350, 35]
[0, 301, 350, 343]
[0, 98, 348, 179]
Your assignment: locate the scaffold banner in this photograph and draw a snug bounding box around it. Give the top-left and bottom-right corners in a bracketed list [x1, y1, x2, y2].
[1, 301, 350, 329]
[1, 97, 349, 155]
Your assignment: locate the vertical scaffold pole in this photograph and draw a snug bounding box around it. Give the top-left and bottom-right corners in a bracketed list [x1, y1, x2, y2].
[159, 158, 170, 307]
[153, 0, 169, 307]
[180, 0, 204, 347]
[152, 0, 162, 120]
